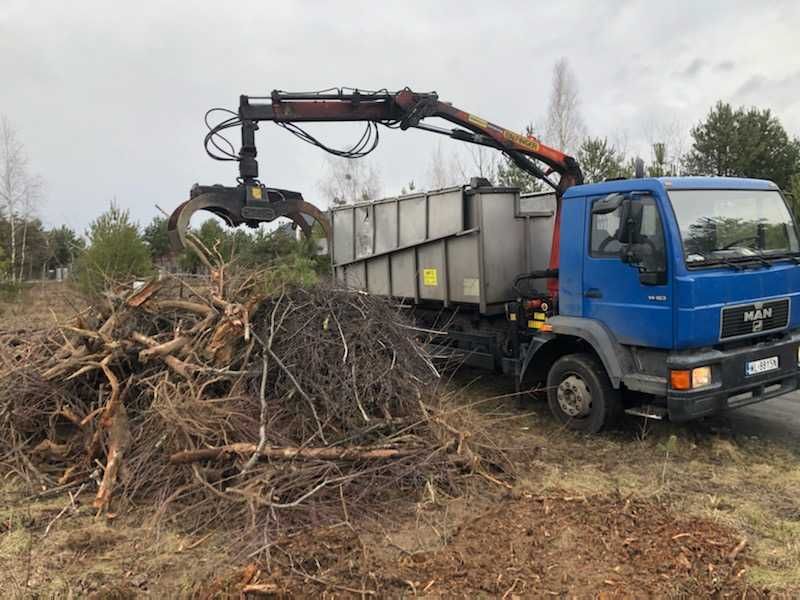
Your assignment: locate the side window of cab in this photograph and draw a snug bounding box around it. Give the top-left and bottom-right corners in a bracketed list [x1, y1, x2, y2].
[589, 194, 667, 284]
[590, 202, 624, 257]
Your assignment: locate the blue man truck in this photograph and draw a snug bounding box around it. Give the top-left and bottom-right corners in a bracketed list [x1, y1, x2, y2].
[169, 88, 800, 433]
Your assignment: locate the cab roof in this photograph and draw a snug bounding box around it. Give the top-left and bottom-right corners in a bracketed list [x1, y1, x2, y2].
[564, 176, 779, 199]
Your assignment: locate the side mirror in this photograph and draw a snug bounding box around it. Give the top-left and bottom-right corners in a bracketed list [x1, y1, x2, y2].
[617, 201, 643, 244]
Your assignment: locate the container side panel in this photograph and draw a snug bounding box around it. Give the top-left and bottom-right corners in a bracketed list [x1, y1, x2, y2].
[519, 192, 556, 215]
[374, 202, 398, 254]
[390, 250, 416, 298]
[446, 234, 482, 304]
[427, 189, 464, 238]
[479, 192, 527, 304]
[417, 244, 445, 301]
[332, 208, 354, 264]
[527, 215, 556, 273]
[354, 206, 374, 258]
[399, 195, 427, 246]
[344, 262, 366, 290]
[366, 257, 390, 296]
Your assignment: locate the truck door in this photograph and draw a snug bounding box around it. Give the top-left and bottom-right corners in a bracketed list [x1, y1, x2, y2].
[582, 193, 673, 348]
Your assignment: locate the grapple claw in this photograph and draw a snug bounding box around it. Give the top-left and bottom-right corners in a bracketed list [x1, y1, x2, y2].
[167, 183, 330, 252]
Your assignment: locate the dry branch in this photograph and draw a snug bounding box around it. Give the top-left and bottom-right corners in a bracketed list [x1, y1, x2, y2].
[169, 443, 420, 464]
[93, 359, 131, 512]
[0, 266, 514, 543]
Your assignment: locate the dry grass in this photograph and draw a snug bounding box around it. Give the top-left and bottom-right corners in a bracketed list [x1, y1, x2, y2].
[2, 289, 799, 595]
[0, 281, 85, 330]
[0, 481, 229, 597]
[456, 371, 800, 593]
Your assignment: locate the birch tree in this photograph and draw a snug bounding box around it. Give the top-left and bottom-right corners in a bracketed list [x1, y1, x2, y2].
[0, 116, 42, 282]
[544, 58, 586, 155]
[426, 144, 462, 189]
[319, 156, 381, 206]
[17, 174, 43, 281]
[0, 117, 24, 281]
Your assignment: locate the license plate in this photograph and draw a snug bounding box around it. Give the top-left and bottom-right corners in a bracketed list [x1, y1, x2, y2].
[745, 356, 779, 376]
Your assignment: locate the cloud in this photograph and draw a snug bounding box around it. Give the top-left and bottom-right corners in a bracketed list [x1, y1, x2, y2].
[1, 0, 799, 231]
[681, 58, 706, 78]
[714, 60, 735, 72]
[734, 75, 766, 96]
[733, 71, 800, 112]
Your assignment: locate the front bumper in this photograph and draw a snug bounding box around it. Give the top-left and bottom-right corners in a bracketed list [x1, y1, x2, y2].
[667, 332, 800, 421]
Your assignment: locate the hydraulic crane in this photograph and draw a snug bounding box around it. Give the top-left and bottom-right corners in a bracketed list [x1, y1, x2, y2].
[168, 88, 583, 296]
[168, 87, 800, 434]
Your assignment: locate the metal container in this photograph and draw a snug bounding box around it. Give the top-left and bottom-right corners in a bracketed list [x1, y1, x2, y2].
[332, 182, 556, 315]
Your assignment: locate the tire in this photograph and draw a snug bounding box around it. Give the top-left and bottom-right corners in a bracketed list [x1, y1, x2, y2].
[546, 353, 621, 433]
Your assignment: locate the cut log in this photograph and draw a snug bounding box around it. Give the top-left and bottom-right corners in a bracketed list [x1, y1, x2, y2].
[131, 331, 193, 378]
[138, 336, 190, 361]
[149, 300, 215, 317]
[126, 279, 163, 307]
[93, 360, 131, 512]
[169, 443, 420, 464]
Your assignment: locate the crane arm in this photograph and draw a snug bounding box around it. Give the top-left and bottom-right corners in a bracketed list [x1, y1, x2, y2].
[235, 89, 582, 193]
[169, 88, 583, 296]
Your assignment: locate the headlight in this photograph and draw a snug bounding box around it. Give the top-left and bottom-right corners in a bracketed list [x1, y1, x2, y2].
[670, 366, 712, 390]
[691, 366, 712, 388]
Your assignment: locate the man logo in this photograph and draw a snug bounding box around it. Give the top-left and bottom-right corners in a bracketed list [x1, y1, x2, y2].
[743, 307, 772, 322]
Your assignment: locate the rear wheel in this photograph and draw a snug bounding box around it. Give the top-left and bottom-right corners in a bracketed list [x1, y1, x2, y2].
[546, 353, 621, 433]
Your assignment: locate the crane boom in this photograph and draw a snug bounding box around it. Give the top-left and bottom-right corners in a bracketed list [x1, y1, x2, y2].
[236, 89, 581, 193]
[169, 87, 583, 296]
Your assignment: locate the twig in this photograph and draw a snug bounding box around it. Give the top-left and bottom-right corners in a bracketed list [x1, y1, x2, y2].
[44, 479, 90, 537]
[241, 354, 269, 474]
[729, 538, 747, 562]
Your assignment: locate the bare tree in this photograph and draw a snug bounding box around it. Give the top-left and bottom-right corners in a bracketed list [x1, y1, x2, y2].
[17, 174, 43, 281]
[642, 118, 687, 176]
[318, 156, 381, 206]
[455, 146, 497, 183]
[0, 116, 41, 282]
[544, 58, 586, 155]
[426, 144, 462, 189]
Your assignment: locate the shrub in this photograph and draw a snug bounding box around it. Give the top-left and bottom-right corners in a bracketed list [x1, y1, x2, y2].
[75, 203, 152, 295]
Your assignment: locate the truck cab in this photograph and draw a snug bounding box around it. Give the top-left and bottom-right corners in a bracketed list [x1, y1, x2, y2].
[528, 176, 800, 431]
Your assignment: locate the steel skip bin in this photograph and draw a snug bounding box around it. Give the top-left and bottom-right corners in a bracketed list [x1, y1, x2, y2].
[332, 181, 556, 315]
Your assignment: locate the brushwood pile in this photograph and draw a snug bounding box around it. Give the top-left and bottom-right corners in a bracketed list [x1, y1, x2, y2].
[0, 270, 512, 543]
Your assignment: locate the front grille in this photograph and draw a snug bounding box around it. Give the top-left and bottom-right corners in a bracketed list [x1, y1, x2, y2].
[720, 298, 790, 340]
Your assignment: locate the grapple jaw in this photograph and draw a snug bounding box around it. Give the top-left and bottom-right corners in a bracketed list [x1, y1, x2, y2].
[167, 183, 331, 252]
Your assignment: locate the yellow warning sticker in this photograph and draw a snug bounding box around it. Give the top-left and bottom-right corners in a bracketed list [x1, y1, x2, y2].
[528, 320, 543, 329]
[468, 113, 488, 128]
[251, 186, 262, 199]
[423, 268, 438, 286]
[533, 312, 546, 320]
[503, 129, 540, 152]
[509, 313, 517, 321]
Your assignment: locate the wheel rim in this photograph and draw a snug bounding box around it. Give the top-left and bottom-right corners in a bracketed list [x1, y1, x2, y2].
[557, 374, 592, 418]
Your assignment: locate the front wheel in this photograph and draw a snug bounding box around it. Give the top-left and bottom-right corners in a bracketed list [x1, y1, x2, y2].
[546, 353, 621, 433]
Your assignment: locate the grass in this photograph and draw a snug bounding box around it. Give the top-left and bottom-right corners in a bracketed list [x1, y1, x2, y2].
[2, 300, 800, 594]
[0, 482, 232, 597]
[0, 280, 85, 330]
[453, 369, 800, 592]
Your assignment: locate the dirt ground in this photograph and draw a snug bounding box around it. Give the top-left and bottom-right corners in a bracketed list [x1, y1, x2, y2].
[2, 284, 799, 598]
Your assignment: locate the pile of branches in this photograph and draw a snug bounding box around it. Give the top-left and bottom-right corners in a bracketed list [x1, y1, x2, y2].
[0, 268, 513, 543]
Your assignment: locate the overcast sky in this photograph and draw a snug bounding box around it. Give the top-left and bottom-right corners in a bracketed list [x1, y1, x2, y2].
[2, 0, 799, 233]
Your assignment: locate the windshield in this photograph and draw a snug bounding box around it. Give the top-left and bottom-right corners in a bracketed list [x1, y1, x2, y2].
[669, 189, 799, 266]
